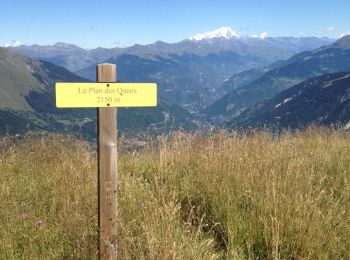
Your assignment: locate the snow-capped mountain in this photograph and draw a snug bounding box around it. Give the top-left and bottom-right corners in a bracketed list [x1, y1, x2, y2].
[189, 27, 241, 41]
[189, 27, 270, 41]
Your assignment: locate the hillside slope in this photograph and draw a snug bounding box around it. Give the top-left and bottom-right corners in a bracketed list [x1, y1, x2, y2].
[229, 72, 350, 129]
[206, 35, 350, 121]
[0, 48, 200, 136]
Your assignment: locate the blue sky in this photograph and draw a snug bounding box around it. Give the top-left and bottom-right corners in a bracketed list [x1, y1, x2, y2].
[1, 0, 349, 48]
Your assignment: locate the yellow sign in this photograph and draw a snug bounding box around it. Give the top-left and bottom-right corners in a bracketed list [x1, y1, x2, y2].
[55, 83, 157, 108]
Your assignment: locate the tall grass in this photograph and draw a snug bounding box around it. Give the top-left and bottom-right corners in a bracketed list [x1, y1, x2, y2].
[1, 127, 350, 259]
[0, 135, 97, 258]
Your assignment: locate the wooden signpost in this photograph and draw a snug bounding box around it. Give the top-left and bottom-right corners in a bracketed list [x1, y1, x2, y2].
[55, 63, 157, 259]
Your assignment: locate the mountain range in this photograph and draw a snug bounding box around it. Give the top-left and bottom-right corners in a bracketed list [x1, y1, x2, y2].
[9, 30, 333, 113]
[10, 34, 332, 72]
[205, 35, 350, 122]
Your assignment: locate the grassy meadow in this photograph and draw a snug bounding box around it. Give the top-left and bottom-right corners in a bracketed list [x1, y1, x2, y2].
[0, 127, 350, 259]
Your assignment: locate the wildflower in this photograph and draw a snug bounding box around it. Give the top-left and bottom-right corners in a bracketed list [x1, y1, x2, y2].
[36, 219, 44, 226]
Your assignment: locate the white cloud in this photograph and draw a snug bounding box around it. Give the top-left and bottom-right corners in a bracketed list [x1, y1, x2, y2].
[340, 32, 350, 38]
[251, 32, 268, 39]
[327, 26, 335, 31]
[2, 40, 21, 47]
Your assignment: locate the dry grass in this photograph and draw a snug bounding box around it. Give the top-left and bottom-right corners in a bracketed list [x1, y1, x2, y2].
[0, 126, 350, 259]
[0, 134, 97, 258]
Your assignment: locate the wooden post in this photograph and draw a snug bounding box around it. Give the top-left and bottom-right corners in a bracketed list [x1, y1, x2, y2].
[97, 63, 118, 259]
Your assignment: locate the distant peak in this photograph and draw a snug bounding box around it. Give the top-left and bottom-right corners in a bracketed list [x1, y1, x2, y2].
[189, 27, 240, 41]
[340, 32, 350, 38]
[332, 35, 350, 49]
[54, 42, 78, 48]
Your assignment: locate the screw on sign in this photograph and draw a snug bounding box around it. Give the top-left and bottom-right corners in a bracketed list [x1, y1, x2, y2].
[55, 63, 157, 259]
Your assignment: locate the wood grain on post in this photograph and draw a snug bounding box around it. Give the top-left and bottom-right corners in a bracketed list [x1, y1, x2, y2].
[97, 63, 117, 259]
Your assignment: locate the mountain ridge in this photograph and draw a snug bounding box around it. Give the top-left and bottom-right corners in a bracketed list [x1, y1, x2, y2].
[229, 72, 350, 129]
[9, 36, 333, 72]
